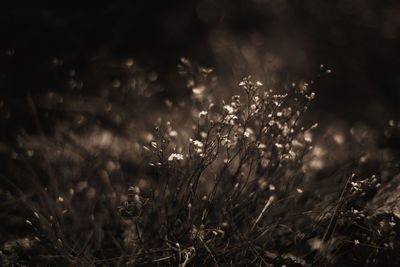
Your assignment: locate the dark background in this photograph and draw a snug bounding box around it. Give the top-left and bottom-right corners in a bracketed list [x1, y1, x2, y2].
[1, 0, 399, 138]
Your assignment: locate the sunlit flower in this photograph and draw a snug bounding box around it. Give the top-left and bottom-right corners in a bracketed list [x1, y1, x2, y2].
[222, 136, 231, 147]
[199, 111, 208, 117]
[193, 140, 203, 148]
[169, 130, 178, 137]
[304, 136, 312, 143]
[223, 105, 234, 114]
[296, 188, 303, 194]
[258, 143, 267, 149]
[275, 143, 283, 149]
[224, 114, 238, 125]
[168, 153, 184, 161]
[192, 85, 205, 95]
[244, 128, 253, 138]
[269, 184, 276, 191]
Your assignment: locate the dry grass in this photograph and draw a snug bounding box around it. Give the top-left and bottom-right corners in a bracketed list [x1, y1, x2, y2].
[1, 58, 399, 266]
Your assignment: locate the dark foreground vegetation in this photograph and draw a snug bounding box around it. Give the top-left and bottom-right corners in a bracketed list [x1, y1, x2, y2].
[0, 57, 400, 266]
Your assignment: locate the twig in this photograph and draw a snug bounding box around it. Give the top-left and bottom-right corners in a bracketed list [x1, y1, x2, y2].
[251, 195, 275, 232]
[199, 236, 219, 267]
[322, 173, 354, 242]
[152, 254, 174, 263]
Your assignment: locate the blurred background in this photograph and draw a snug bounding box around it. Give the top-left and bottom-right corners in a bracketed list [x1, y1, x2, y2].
[1, 0, 400, 141]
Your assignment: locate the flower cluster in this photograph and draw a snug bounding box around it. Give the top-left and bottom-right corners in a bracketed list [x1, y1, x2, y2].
[349, 175, 380, 196]
[168, 153, 184, 161]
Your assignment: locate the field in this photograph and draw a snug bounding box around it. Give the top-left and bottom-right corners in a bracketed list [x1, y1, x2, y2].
[0, 57, 399, 266]
[1, 2, 400, 266]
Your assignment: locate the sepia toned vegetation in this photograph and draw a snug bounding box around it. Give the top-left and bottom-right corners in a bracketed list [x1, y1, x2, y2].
[0, 56, 399, 266]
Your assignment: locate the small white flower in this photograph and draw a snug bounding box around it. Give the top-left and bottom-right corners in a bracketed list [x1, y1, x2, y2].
[304, 136, 312, 143]
[223, 105, 234, 114]
[193, 140, 203, 147]
[192, 85, 205, 95]
[221, 136, 231, 147]
[224, 114, 238, 125]
[199, 111, 208, 117]
[269, 184, 276, 191]
[169, 130, 178, 137]
[244, 128, 253, 138]
[258, 143, 267, 149]
[168, 153, 184, 161]
[256, 81, 263, 86]
[296, 188, 303, 194]
[239, 81, 245, 86]
[354, 240, 360, 245]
